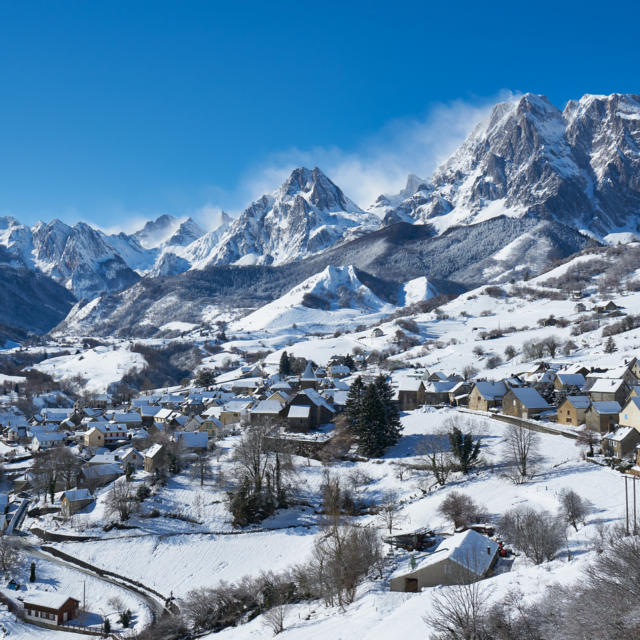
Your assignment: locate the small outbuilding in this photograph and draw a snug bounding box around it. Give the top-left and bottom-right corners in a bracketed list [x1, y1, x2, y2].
[23, 593, 80, 626]
[390, 530, 499, 592]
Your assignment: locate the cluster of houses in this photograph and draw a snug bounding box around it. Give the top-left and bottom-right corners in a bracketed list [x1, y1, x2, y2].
[0, 358, 351, 516]
[397, 358, 640, 467]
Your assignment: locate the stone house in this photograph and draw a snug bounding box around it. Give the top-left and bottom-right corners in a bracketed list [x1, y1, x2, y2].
[468, 381, 507, 412]
[557, 396, 590, 426]
[501, 387, 550, 420]
[585, 401, 621, 434]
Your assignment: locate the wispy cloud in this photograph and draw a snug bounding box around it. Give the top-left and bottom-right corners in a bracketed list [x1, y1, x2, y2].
[235, 90, 520, 210]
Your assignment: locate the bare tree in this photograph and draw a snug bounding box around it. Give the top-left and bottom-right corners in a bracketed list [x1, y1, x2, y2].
[418, 432, 453, 487]
[263, 603, 288, 636]
[576, 427, 599, 457]
[105, 479, 138, 521]
[462, 365, 478, 382]
[558, 488, 590, 531]
[499, 506, 564, 564]
[54, 446, 82, 491]
[377, 489, 403, 535]
[306, 525, 382, 608]
[503, 424, 539, 483]
[190, 453, 213, 487]
[423, 579, 488, 640]
[0, 537, 21, 573]
[438, 491, 487, 530]
[31, 449, 58, 502]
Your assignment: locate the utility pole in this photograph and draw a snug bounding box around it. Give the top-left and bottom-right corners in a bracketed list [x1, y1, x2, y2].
[625, 476, 629, 535]
[634, 476, 638, 535]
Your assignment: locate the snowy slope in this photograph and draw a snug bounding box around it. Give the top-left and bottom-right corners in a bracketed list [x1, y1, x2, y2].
[231, 265, 395, 332]
[32, 345, 146, 393]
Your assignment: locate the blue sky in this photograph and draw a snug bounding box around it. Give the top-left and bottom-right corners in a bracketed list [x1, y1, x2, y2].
[0, 0, 639, 230]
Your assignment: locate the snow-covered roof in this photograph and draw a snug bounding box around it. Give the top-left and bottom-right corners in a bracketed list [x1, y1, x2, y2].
[425, 380, 457, 393]
[589, 378, 627, 393]
[391, 530, 498, 579]
[556, 373, 586, 387]
[177, 431, 208, 448]
[81, 463, 121, 479]
[297, 388, 334, 412]
[604, 426, 637, 442]
[399, 379, 424, 392]
[288, 405, 311, 419]
[62, 489, 92, 502]
[23, 592, 78, 610]
[33, 432, 65, 443]
[509, 387, 550, 409]
[564, 395, 591, 409]
[251, 400, 284, 415]
[145, 443, 164, 458]
[474, 381, 507, 400]
[301, 362, 317, 381]
[590, 401, 622, 415]
[223, 400, 253, 412]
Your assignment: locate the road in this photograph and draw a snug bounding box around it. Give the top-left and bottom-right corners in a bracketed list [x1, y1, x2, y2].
[15, 538, 167, 625]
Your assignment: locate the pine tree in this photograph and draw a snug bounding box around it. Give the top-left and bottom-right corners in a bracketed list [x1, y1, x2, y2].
[448, 425, 480, 474]
[359, 383, 387, 456]
[604, 336, 617, 353]
[344, 376, 366, 435]
[30, 562, 36, 583]
[358, 378, 403, 457]
[343, 354, 355, 370]
[279, 351, 291, 376]
[374, 374, 402, 449]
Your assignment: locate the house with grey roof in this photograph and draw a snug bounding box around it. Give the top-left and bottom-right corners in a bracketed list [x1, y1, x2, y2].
[502, 387, 551, 420]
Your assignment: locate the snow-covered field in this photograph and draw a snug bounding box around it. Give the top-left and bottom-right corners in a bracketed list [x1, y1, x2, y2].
[23, 407, 628, 638]
[31, 345, 146, 393]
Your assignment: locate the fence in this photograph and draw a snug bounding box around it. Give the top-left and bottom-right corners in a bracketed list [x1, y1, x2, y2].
[457, 408, 580, 440]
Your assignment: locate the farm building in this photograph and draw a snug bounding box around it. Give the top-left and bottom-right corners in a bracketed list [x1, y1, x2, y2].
[390, 530, 498, 592]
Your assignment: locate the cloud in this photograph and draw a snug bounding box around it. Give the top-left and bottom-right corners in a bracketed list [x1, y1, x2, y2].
[236, 90, 520, 209]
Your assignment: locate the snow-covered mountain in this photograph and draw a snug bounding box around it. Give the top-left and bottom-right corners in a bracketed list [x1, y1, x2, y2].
[207, 167, 379, 266]
[0, 217, 140, 300]
[379, 94, 640, 239]
[378, 93, 640, 240]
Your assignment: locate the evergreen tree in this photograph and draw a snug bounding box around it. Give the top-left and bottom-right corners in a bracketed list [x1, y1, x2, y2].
[359, 383, 388, 456]
[343, 354, 356, 370]
[30, 562, 36, 583]
[344, 376, 366, 435]
[448, 425, 480, 474]
[374, 374, 402, 448]
[604, 336, 617, 353]
[279, 351, 291, 376]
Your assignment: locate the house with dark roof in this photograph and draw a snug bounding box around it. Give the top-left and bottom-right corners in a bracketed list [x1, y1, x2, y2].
[585, 401, 621, 434]
[468, 381, 507, 412]
[501, 387, 551, 420]
[287, 389, 334, 432]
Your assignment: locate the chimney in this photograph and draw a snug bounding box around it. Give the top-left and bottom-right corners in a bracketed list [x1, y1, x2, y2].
[487, 546, 491, 555]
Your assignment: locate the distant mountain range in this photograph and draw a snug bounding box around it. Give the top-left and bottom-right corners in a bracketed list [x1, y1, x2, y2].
[3, 92, 640, 338]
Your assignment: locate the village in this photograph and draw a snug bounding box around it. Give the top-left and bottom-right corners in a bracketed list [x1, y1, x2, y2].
[0, 320, 638, 638]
